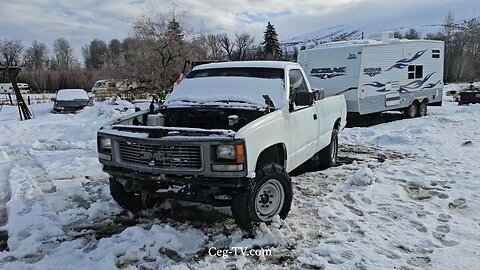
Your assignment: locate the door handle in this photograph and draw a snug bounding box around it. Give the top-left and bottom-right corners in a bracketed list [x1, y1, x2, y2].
[313, 114, 317, 120]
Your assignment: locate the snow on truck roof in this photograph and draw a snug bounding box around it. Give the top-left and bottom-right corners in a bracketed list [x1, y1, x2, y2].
[192, 61, 300, 71]
[304, 38, 444, 51]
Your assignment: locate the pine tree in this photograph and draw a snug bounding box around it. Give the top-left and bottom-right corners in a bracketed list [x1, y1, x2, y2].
[261, 22, 282, 60]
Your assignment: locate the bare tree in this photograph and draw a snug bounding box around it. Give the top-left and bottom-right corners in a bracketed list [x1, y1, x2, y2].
[53, 38, 76, 70]
[0, 38, 24, 66]
[24, 41, 49, 70]
[219, 34, 234, 60]
[120, 8, 194, 90]
[205, 34, 224, 60]
[234, 32, 255, 61]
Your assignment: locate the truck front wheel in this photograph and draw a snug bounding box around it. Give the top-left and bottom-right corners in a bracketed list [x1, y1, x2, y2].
[109, 177, 154, 211]
[231, 163, 293, 230]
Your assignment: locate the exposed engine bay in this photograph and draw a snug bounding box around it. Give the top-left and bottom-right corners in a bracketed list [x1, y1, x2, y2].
[161, 107, 267, 131]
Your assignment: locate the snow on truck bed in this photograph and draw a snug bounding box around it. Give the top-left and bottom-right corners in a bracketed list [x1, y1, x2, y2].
[0, 85, 479, 269]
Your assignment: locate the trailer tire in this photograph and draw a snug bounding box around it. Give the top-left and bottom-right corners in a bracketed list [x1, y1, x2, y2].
[109, 177, 154, 211]
[417, 101, 428, 117]
[405, 102, 418, 118]
[231, 162, 292, 230]
[318, 128, 338, 169]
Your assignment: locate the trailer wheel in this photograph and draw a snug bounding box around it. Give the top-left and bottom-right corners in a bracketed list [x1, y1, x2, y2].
[231, 162, 292, 230]
[109, 177, 154, 211]
[318, 128, 338, 169]
[417, 101, 428, 117]
[405, 102, 418, 118]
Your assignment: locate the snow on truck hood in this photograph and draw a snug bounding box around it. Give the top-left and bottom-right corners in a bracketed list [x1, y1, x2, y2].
[165, 77, 285, 109]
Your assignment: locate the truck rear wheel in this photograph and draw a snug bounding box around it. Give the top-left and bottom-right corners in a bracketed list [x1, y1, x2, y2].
[405, 102, 418, 118]
[109, 177, 154, 211]
[318, 128, 338, 169]
[231, 163, 292, 230]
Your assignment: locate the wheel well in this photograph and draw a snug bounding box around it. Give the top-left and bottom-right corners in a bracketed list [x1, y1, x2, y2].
[256, 143, 286, 170]
[334, 118, 341, 131]
[411, 98, 428, 106]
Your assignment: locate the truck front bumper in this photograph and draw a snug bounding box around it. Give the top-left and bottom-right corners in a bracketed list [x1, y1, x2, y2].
[97, 129, 248, 185]
[103, 166, 246, 188]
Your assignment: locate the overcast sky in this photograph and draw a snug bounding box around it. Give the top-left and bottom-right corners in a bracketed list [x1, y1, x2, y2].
[1, 0, 479, 60]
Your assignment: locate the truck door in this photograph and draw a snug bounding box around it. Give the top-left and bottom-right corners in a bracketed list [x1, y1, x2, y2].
[288, 69, 320, 168]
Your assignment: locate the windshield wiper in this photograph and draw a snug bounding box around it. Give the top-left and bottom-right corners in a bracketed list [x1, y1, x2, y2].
[214, 99, 248, 104]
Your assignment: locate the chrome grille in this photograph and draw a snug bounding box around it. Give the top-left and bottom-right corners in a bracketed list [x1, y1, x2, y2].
[118, 141, 202, 170]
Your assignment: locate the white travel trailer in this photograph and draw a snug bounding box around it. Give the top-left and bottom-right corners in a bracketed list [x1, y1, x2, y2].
[297, 32, 444, 117]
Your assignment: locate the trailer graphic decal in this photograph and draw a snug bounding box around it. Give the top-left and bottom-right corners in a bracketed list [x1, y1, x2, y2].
[364, 72, 437, 93]
[364, 81, 389, 92]
[310, 67, 346, 79]
[421, 79, 442, 90]
[386, 49, 428, 71]
[400, 72, 435, 92]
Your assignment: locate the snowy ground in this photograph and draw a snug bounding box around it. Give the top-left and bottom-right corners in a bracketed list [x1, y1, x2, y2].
[0, 85, 479, 269]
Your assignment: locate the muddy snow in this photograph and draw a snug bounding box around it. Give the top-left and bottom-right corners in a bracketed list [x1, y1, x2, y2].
[0, 85, 479, 269]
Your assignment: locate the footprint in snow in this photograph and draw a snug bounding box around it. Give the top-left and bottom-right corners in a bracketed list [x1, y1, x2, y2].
[432, 213, 459, 247]
[448, 198, 467, 209]
[409, 220, 428, 233]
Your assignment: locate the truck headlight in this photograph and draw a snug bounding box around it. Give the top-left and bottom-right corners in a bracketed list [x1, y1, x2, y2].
[216, 145, 236, 160]
[99, 137, 112, 149]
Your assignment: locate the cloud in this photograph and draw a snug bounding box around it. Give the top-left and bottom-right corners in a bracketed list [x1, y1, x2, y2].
[0, 0, 478, 61]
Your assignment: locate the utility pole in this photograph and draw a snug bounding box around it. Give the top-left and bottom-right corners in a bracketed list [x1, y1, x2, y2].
[0, 66, 32, 120]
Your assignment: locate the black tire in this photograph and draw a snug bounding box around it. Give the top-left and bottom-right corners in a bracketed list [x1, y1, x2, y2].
[231, 162, 293, 230]
[405, 102, 418, 118]
[417, 101, 428, 117]
[109, 177, 154, 211]
[318, 128, 338, 169]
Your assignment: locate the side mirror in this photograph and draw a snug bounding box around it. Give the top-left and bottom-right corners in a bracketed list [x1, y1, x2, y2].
[51, 97, 56, 102]
[295, 92, 314, 106]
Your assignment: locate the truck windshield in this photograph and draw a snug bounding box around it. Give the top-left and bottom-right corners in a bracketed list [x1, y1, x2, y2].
[186, 68, 284, 80]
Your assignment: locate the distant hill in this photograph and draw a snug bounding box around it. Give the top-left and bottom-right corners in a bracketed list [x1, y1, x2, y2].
[281, 24, 446, 47]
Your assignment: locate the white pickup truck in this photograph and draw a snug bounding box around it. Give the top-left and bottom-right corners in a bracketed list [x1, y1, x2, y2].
[97, 61, 347, 229]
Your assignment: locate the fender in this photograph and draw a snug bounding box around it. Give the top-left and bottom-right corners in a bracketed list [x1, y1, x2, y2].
[235, 109, 290, 178]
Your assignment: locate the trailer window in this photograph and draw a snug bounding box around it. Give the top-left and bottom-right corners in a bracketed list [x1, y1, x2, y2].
[408, 65, 423, 79]
[432, 49, 441, 58]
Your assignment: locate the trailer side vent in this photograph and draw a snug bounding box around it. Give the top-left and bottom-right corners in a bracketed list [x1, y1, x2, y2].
[432, 49, 441, 58]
